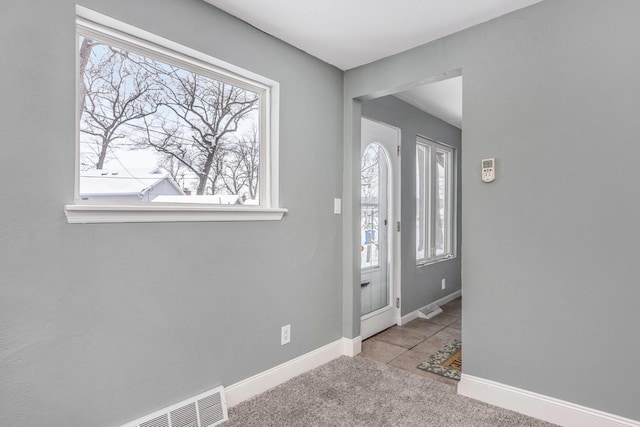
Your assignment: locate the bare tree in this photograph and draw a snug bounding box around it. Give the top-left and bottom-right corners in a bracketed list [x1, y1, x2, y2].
[79, 43, 159, 170]
[222, 127, 260, 199]
[78, 35, 261, 200]
[145, 71, 259, 195]
[361, 144, 381, 204]
[78, 37, 98, 116]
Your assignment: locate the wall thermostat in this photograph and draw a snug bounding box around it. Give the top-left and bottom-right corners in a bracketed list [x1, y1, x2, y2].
[481, 158, 496, 183]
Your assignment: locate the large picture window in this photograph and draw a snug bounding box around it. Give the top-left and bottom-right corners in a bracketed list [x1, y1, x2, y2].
[416, 136, 455, 264]
[66, 8, 284, 223]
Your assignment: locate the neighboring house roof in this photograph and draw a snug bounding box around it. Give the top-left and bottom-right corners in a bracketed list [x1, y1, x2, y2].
[80, 168, 185, 197]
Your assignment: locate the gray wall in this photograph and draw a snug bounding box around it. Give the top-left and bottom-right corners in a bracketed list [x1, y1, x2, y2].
[362, 96, 462, 315]
[346, 0, 640, 420]
[4, 0, 640, 424]
[0, 1, 343, 426]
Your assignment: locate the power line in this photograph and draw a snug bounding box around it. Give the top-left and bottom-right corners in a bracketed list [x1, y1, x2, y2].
[79, 109, 259, 146]
[80, 113, 212, 146]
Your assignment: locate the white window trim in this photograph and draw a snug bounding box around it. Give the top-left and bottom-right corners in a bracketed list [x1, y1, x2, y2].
[66, 6, 285, 224]
[416, 136, 456, 266]
[64, 204, 287, 224]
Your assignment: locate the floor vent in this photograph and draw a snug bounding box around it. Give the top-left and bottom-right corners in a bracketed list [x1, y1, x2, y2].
[121, 386, 227, 427]
[418, 303, 443, 320]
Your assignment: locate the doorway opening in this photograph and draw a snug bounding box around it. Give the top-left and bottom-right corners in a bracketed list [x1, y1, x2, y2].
[356, 74, 463, 382]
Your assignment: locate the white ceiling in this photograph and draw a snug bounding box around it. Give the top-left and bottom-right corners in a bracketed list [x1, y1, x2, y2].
[204, 0, 543, 128]
[395, 76, 463, 128]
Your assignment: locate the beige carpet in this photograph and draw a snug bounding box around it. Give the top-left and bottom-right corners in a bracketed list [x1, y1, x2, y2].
[224, 356, 556, 427]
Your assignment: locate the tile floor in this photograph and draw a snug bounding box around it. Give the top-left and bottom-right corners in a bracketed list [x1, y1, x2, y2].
[358, 297, 461, 387]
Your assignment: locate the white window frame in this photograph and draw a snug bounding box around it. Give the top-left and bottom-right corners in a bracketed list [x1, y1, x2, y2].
[65, 6, 286, 223]
[416, 136, 455, 265]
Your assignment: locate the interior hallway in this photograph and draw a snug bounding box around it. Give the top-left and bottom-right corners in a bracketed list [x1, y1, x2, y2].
[359, 298, 461, 386]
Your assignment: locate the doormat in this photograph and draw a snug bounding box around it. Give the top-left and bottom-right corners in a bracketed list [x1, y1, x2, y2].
[417, 340, 461, 381]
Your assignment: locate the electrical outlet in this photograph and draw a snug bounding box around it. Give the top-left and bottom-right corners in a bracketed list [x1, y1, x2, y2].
[281, 324, 291, 345]
[441, 278, 446, 290]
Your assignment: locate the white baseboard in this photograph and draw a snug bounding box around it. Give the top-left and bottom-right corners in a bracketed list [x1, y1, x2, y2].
[458, 374, 640, 427]
[400, 290, 462, 325]
[225, 337, 361, 407]
[399, 309, 419, 325]
[342, 336, 362, 357]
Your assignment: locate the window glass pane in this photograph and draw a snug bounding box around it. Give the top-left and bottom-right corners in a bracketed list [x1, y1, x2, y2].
[417, 136, 454, 264]
[78, 35, 260, 205]
[361, 144, 382, 269]
[361, 142, 390, 315]
[416, 144, 429, 261]
[434, 149, 449, 256]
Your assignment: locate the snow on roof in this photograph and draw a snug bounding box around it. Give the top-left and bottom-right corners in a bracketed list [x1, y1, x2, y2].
[152, 194, 242, 204]
[80, 168, 183, 196]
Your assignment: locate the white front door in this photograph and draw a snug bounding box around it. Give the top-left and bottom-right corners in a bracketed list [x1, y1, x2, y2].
[360, 117, 401, 340]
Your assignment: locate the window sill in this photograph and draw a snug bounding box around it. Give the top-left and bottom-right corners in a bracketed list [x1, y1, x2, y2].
[417, 255, 456, 267]
[64, 204, 288, 224]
